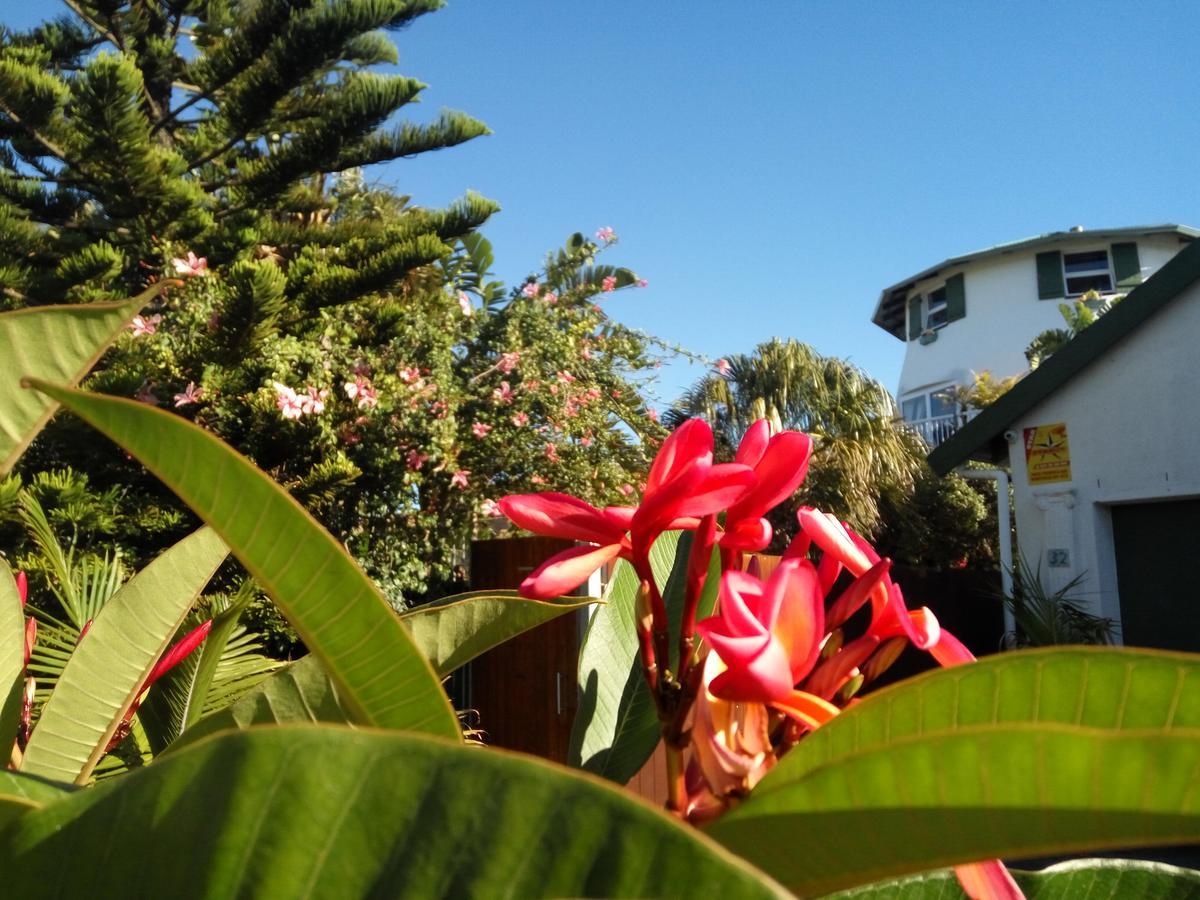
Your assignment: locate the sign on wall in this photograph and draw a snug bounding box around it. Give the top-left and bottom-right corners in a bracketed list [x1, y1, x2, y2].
[1024, 423, 1071, 485]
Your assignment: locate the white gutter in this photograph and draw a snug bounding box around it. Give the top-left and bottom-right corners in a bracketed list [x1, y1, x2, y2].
[956, 467, 1016, 639]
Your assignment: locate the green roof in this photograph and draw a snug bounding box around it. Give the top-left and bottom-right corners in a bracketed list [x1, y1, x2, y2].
[928, 236, 1200, 475]
[872, 224, 1200, 340]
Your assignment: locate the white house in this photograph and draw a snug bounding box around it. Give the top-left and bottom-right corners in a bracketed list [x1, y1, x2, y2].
[871, 225, 1198, 445]
[927, 238, 1200, 652]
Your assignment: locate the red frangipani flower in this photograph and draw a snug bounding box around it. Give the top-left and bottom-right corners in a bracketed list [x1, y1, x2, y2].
[719, 420, 814, 552]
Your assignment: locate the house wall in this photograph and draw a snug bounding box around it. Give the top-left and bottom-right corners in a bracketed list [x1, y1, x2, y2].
[897, 234, 1184, 403]
[1004, 276, 1200, 639]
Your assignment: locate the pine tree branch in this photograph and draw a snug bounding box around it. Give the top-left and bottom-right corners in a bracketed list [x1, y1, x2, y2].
[0, 102, 90, 179]
[62, 0, 124, 52]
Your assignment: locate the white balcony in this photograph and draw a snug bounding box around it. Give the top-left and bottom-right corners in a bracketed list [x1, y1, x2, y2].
[905, 413, 961, 447]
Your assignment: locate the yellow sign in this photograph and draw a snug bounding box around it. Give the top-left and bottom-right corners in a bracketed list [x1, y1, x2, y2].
[1024, 423, 1071, 485]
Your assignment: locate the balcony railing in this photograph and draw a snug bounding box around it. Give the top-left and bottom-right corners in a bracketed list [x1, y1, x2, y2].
[905, 414, 960, 447]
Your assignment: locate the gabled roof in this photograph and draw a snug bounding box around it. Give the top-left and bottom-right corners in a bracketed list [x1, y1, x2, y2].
[927, 236, 1200, 475]
[872, 224, 1199, 340]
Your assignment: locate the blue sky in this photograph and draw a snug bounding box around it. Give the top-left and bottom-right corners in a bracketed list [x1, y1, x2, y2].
[5, 1, 1197, 406]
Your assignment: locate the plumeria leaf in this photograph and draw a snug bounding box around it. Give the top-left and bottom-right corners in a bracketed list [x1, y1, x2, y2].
[23, 381, 460, 741]
[399, 589, 598, 677]
[707, 647, 1200, 895]
[570, 531, 721, 784]
[0, 286, 162, 474]
[20, 527, 228, 784]
[0, 727, 789, 899]
[825, 858, 1200, 898]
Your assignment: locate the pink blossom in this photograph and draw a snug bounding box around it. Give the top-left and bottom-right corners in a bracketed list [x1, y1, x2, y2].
[636, 278, 648, 288]
[581, 346, 593, 360]
[557, 371, 576, 384]
[543, 291, 558, 305]
[399, 367, 421, 384]
[405, 449, 429, 471]
[716, 358, 731, 375]
[512, 412, 530, 426]
[544, 443, 560, 463]
[451, 469, 470, 490]
[493, 381, 514, 404]
[581, 433, 593, 447]
[344, 377, 378, 410]
[458, 291, 473, 316]
[525, 379, 541, 392]
[274, 382, 304, 420]
[522, 282, 540, 299]
[620, 483, 635, 497]
[431, 400, 448, 418]
[480, 499, 502, 518]
[129, 314, 162, 337]
[134, 383, 158, 405]
[497, 352, 520, 375]
[472, 422, 493, 438]
[173, 381, 204, 408]
[352, 360, 371, 376]
[300, 386, 328, 416]
[647, 408, 660, 423]
[601, 276, 617, 293]
[530, 475, 546, 485]
[596, 227, 617, 244]
[171, 251, 208, 277]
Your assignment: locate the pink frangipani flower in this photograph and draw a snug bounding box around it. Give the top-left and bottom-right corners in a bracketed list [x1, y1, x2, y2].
[458, 291, 473, 316]
[129, 314, 162, 337]
[497, 352, 520, 374]
[601, 276, 617, 292]
[715, 358, 731, 375]
[171, 251, 208, 277]
[472, 422, 493, 438]
[596, 226, 617, 244]
[451, 469, 470, 490]
[173, 382, 204, 407]
[521, 282, 540, 299]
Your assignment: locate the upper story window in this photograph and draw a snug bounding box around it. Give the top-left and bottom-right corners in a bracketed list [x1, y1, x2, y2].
[1062, 249, 1113, 295]
[1037, 242, 1143, 300]
[906, 272, 965, 341]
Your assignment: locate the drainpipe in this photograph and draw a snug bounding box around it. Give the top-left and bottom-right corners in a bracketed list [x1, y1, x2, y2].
[956, 467, 1016, 639]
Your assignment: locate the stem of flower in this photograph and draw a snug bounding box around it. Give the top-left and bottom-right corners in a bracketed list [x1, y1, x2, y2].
[635, 580, 658, 693]
[664, 739, 687, 817]
[634, 559, 671, 684]
[677, 515, 717, 684]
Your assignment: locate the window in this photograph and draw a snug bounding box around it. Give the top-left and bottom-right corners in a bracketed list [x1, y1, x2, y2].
[906, 273, 965, 341]
[1062, 249, 1113, 295]
[901, 385, 960, 445]
[901, 395, 926, 422]
[925, 286, 948, 330]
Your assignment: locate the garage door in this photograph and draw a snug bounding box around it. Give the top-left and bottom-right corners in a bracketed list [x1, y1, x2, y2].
[1111, 499, 1200, 652]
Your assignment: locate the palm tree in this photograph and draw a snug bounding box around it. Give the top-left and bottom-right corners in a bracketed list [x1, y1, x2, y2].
[667, 338, 924, 541]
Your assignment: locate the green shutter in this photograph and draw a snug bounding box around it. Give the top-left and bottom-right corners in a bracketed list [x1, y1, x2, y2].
[1036, 251, 1064, 299]
[945, 272, 966, 322]
[907, 295, 922, 340]
[1111, 242, 1142, 288]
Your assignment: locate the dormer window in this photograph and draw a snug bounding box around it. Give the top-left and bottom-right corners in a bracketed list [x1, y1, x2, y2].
[925, 285, 948, 329]
[906, 273, 965, 341]
[1062, 250, 1113, 295]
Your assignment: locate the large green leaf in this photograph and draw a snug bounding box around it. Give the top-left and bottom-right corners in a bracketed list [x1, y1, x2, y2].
[707, 648, 1200, 895]
[0, 287, 159, 474]
[20, 527, 229, 784]
[754, 647, 1200, 789]
[569, 531, 721, 783]
[0, 726, 788, 899]
[399, 589, 597, 676]
[0, 561, 26, 753]
[25, 381, 460, 740]
[0, 771, 72, 832]
[827, 859, 1200, 898]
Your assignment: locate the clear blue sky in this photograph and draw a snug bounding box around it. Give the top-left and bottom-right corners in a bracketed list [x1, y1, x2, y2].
[5, 1, 1197, 406]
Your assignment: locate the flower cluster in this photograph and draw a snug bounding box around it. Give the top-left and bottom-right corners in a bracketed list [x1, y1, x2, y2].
[501, 418, 1016, 899]
[274, 382, 328, 420]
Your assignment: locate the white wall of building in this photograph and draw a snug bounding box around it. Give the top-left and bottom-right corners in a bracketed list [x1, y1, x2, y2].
[1004, 276, 1200, 638]
[896, 234, 1184, 403]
